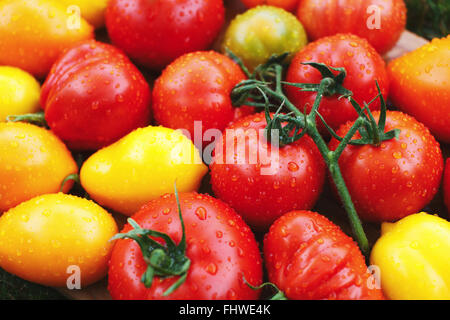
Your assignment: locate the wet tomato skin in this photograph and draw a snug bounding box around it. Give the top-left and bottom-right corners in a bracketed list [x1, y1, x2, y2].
[241, 0, 300, 12]
[41, 40, 151, 151]
[285, 34, 389, 135]
[153, 51, 254, 144]
[329, 111, 443, 222]
[210, 112, 325, 230]
[105, 0, 225, 70]
[264, 210, 385, 300]
[108, 192, 263, 300]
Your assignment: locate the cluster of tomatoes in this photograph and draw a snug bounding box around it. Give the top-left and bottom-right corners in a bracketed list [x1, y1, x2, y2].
[0, 0, 449, 300]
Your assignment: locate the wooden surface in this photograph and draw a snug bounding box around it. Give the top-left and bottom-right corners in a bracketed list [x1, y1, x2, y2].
[58, 2, 433, 300]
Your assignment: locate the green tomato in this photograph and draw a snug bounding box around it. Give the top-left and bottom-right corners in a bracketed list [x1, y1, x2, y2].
[222, 5, 307, 71]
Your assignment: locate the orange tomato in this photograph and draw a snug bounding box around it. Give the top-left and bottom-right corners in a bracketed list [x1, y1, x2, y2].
[0, 0, 93, 78]
[0, 122, 78, 212]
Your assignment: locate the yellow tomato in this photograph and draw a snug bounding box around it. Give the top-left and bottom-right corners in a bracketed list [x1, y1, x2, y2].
[0, 66, 41, 122]
[371, 212, 450, 300]
[0, 122, 78, 212]
[0, 0, 93, 78]
[0, 193, 118, 287]
[58, 0, 108, 29]
[80, 126, 208, 216]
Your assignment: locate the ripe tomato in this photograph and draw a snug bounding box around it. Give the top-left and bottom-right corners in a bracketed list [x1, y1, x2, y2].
[0, 193, 118, 287]
[264, 210, 385, 300]
[297, 0, 406, 54]
[41, 40, 151, 151]
[222, 5, 308, 71]
[210, 112, 325, 230]
[329, 111, 443, 222]
[105, 0, 225, 70]
[80, 126, 208, 216]
[241, 0, 299, 12]
[0, 67, 41, 122]
[59, 0, 108, 29]
[153, 51, 254, 145]
[444, 159, 450, 215]
[108, 192, 263, 300]
[0, 122, 77, 213]
[0, 0, 93, 78]
[387, 36, 450, 143]
[285, 34, 389, 134]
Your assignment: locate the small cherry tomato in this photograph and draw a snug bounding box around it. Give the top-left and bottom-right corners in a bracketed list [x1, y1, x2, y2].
[285, 34, 389, 134]
[108, 192, 263, 300]
[106, 0, 225, 70]
[41, 40, 151, 151]
[297, 0, 406, 54]
[264, 210, 385, 300]
[210, 112, 325, 230]
[222, 5, 308, 71]
[329, 111, 443, 222]
[80, 126, 208, 216]
[0, 122, 77, 213]
[0, 66, 41, 122]
[0, 0, 94, 78]
[387, 35, 450, 143]
[0, 193, 118, 287]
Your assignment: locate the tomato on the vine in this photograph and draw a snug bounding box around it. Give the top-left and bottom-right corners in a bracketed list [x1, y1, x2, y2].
[222, 5, 308, 71]
[108, 192, 263, 300]
[387, 35, 450, 143]
[285, 34, 389, 134]
[329, 111, 443, 222]
[106, 0, 225, 70]
[153, 51, 254, 145]
[264, 210, 385, 300]
[41, 40, 151, 151]
[210, 112, 325, 230]
[297, 0, 406, 54]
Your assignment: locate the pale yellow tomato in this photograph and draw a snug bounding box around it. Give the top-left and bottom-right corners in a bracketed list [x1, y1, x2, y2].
[80, 126, 208, 216]
[0, 66, 41, 122]
[0, 193, 118, 287]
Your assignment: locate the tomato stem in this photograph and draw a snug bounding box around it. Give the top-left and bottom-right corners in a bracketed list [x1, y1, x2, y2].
[6, 111, 48, 127]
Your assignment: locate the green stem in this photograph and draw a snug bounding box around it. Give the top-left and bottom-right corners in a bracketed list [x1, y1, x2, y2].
[6, 111, 47, 126]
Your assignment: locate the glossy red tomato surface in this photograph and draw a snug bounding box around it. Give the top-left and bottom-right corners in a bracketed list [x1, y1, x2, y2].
[241, 0, 299, 12]
[108, 192, 263, 300]
[106, 0, 225, 70]
[153, 51, 254, 145]
[297, 0, 406, 54]
[41, 40, 151, 151]
[210, 112, 325, 230]
[285, 34, 389, 135]
[264, 210, 385, 299]
[329, 111, 444, 222]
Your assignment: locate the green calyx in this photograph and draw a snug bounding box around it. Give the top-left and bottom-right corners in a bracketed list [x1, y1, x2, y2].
[6, 111, 48, 128]
[110, 184, 190, 296]
[243, 276, 287, 300]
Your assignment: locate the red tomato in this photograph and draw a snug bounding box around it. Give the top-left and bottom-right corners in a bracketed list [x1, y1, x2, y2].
[105, 0, 225, 70]
[210, 112, 325, 230]
[297, 0, 406, 54]
[329, 111, 443, 222]
[285, 34, 389, 134]
[387, 36, 450, 143]
[108, 192, 263, 300]
[264, 210, 385, 300]
[444, 159, 450, 215]
[241, 0, 300, 12]
[153, 51, 254, 145]
[41, 40, 151, 151]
